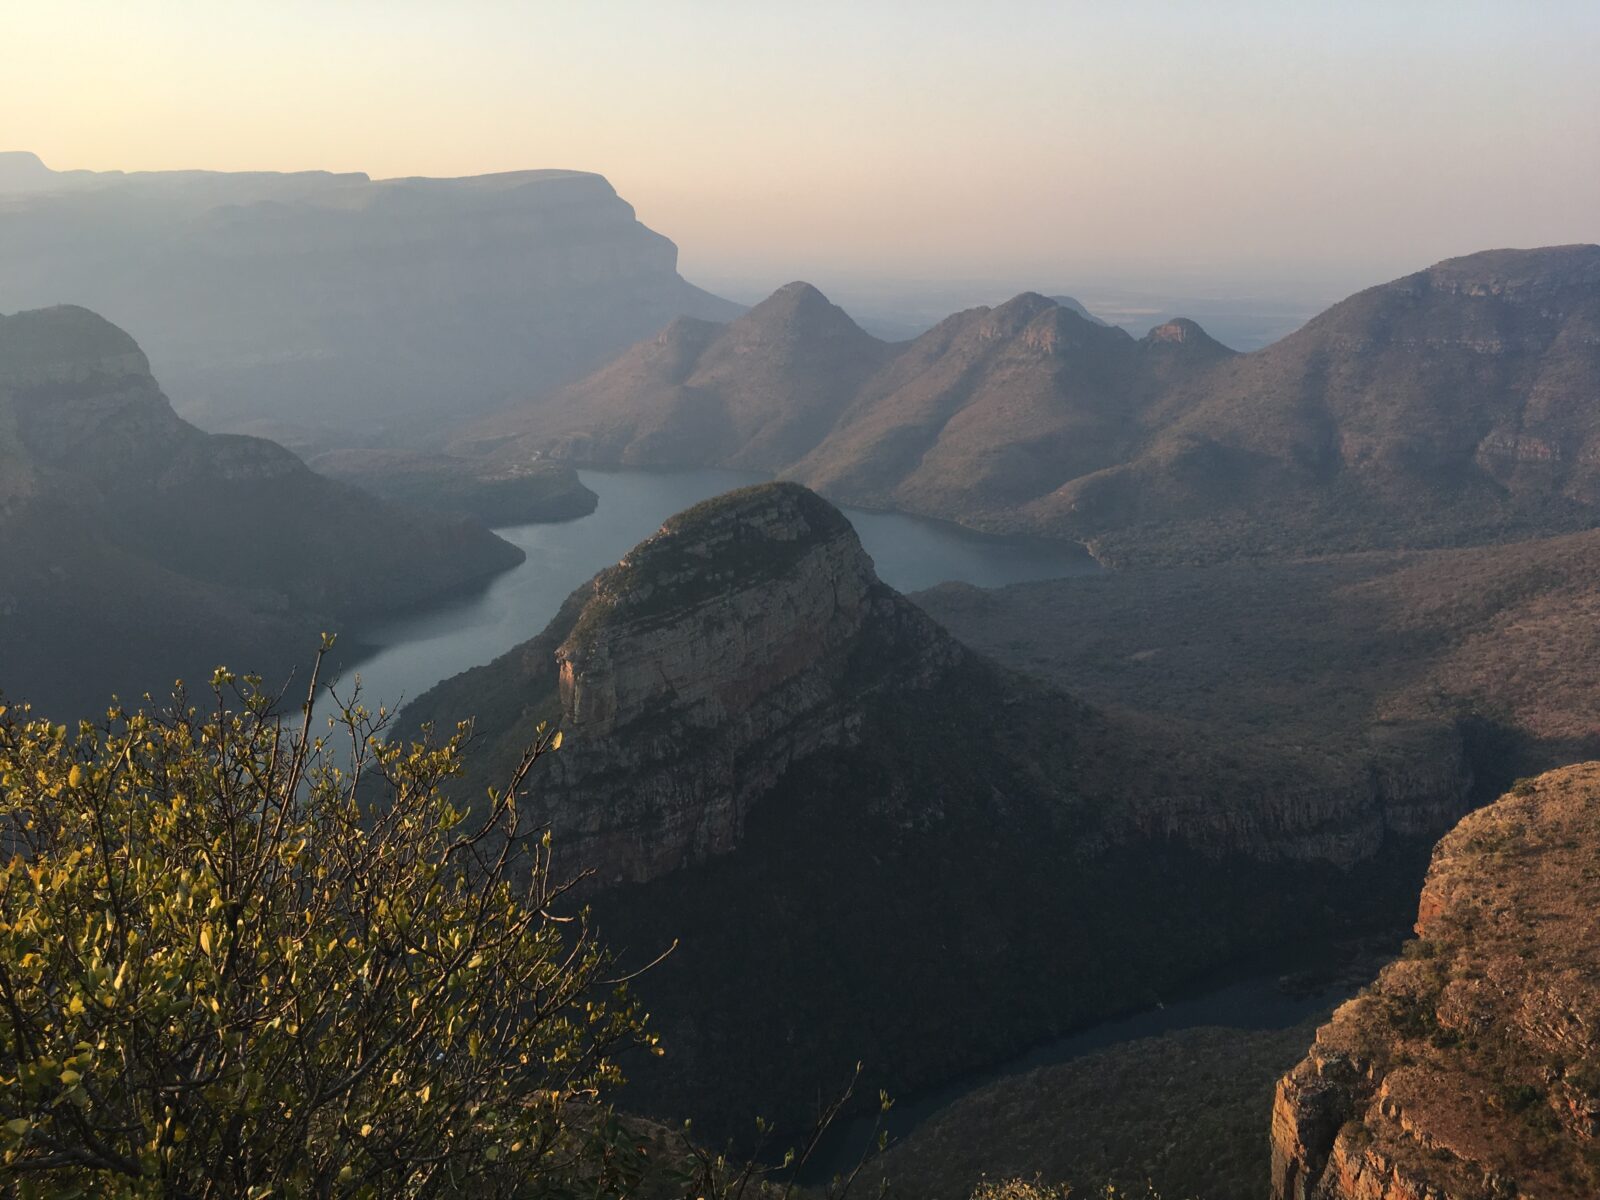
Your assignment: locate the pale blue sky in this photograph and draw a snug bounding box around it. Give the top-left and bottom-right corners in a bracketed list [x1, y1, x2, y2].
[5, 1, 1596, 287]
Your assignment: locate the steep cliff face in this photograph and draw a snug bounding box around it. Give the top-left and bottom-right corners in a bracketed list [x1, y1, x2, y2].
[1271, 763, 1600, 1200]
[0, 157, 739, 444]
[0, 305, 523, 720]
[398, 484, 1470, 1141]
[404, 483, 969, 885]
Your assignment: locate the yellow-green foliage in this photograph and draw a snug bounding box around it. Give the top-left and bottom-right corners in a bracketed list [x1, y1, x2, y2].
[970, 1182, 1173, 1200]
[0, 653, 649, 1198]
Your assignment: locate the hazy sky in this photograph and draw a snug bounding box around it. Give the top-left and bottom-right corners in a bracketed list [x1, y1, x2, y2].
[6, 0, 1597, 292]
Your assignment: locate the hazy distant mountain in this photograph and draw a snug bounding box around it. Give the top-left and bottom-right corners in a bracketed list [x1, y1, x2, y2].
[0, 305, 522, 720]
[1048, 293, 1108, 324]
[469, 284, 1231, 522]
[1038, 244, 1600, 562]
[478, 246, 1600, 564]
[460, 281, 895, 470]
[792, 297, 1231, 522]
[0, 153, 740, 445]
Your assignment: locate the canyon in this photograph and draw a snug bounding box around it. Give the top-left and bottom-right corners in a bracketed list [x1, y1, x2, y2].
[396, 482, 1477, 1140]
[7, 218, 1600, 1193]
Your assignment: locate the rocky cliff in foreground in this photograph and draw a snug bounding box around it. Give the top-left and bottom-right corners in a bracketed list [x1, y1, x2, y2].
[398, 483, 1472, 1140]
[1272, 764, 1600, 1199]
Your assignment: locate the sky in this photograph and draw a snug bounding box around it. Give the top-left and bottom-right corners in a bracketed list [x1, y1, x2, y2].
[5, 0, 1598, 296]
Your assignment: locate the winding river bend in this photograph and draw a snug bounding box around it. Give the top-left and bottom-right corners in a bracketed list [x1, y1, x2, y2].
[333, 467, 1100, 717]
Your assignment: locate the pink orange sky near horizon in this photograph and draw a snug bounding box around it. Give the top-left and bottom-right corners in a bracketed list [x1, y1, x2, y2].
[5, 0, 1597, 292]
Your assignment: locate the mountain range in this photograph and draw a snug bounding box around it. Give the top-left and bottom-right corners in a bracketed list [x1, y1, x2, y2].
[0, 151, 740, 447]
[0, 305, 522, 720]
[465, 244, 1600, 565]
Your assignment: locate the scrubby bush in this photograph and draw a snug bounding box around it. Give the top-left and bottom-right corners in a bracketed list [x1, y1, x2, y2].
[0, 649, 646, 1197]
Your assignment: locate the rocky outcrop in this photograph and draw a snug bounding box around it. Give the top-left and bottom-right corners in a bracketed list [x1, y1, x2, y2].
[397, 483, 1465, 1142]
[405, 483, 970, 884]
[0, 305, 523, 720]
[1271, 763, 1600, 1199]
[0, 156, 740, 444]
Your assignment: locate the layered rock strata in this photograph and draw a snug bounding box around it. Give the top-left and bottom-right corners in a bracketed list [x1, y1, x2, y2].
[1272, 763, 1600, 1199]
[399, 484, 1471, 1139]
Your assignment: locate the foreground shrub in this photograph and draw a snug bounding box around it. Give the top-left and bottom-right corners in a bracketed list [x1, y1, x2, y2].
[0, 649, 647, 1198]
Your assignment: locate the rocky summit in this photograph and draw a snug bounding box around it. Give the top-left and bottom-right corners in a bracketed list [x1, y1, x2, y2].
[398, 482, 1478, 1140]
[1272, 764, 1600, 1200]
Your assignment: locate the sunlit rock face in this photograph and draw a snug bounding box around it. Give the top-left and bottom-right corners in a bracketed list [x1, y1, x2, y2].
[1271, 763, 1600, 1200]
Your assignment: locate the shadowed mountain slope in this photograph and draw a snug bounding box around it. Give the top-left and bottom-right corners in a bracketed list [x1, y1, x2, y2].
[395, 483, 1473, 1140]
[0, 305, 522, 720]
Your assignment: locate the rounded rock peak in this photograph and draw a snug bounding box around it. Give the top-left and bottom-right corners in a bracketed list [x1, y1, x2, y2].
[767, 280, 831, 303]
[1142, 317, 1227, 353]
[736, 282, 874, 343]
[0, 305, 152, 384]
[656, 481, 855, 545]
[565, 482, 870, 651]
[992, 292, 1059, 321]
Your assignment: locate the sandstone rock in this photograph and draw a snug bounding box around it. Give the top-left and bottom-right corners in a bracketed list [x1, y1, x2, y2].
[1271, 763, 1600, 1199]
[397, 483, 1466, 1141]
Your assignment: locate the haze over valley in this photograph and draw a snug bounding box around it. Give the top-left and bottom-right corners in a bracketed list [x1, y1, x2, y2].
[3, 4, 1599, 1198]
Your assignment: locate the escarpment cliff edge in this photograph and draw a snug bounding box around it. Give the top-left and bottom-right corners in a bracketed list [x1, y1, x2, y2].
[1272, 763, 1600, 1200]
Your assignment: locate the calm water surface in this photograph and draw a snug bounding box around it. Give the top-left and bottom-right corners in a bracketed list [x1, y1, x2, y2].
[329, 468, 1097, 716]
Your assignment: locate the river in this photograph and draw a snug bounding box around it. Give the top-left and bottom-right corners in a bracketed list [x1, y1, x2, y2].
[328, 467, 1100, 717]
